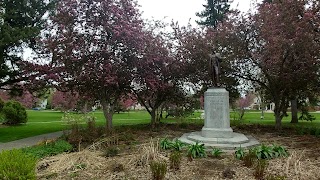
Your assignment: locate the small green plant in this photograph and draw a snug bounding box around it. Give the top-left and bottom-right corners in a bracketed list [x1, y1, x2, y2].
[211, 148, 223, 158]
[104, 146, 119, 157]
[0, 149, 37, 180]
[171, 139, 185, 151]
[254, 144, 275, 160]
[2, 100, 27, 125]
[150, 161, 167, 180]
[242, 148, 256, 167]
[254, 159, 268, 180]
[187, 142, 206, 158]
[235, 147, 245, 160]
[160, 138, 172, 150]
[271, 144, 288, 158]
[22, 140, 73, 159]
[169, 151, 182, 170]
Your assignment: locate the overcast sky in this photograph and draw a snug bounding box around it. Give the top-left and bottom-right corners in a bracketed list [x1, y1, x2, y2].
[138, 0, 261, 26]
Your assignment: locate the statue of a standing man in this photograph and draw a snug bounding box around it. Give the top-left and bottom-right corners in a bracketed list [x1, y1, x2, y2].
[208, 50, 222, 87]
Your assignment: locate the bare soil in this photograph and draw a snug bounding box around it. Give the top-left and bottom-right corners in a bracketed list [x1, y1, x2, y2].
[37, 124, 320, 180]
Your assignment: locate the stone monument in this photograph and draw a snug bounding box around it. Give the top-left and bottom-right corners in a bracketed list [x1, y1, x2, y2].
[179, 51, 259, 150]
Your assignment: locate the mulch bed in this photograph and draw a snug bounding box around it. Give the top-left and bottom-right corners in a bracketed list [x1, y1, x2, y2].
[37, 124, 320, 180]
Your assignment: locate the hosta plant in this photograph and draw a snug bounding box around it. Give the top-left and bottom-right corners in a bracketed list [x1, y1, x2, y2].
[271, 144, 288, 158]
[211, 148, 223, 158]
[171, 140, 185, 151]
[235, 147, 245, 160]
[188, 142, 206, 158]
[254, 144, 275, 160]
[160, 138, 172, 150]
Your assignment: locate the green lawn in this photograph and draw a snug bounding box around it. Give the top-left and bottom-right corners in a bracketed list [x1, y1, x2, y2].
[0, 110, 319, 143]
[0, 110, 151, 143]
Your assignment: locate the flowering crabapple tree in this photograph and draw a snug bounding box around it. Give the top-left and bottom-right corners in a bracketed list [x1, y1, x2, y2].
[51, 90, 79, 111]
[214, 0, 320, 129]
[34, 0, 145, 130]
[132, 21, 186, 127]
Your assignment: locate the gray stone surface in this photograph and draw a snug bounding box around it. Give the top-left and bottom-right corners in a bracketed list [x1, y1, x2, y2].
[202, 88, 233, 138]
[179, 132, 259, 150]
[0, 131, 64, 151]
[179, 88, 259, 150]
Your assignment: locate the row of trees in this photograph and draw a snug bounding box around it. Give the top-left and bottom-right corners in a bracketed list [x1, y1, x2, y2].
[1, 0, 320, 130]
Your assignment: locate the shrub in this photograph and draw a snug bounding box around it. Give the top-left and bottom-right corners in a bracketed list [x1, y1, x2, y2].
[160, 138, 172, 150]
[0, 149, 37, 180]
[187, 142, 206, 158]
[254, 159, 268, 180]
[235, 147, 245, 160]
[22, 140, 73, 159]
[64, 114, 105, 150]
[211, 148, 223, 158]
[2, 101, 27, 125]
[150, 160, 167, 180]
[169, 151, 182, 170]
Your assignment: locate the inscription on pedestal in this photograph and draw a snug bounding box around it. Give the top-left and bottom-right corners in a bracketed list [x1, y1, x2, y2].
[204, 88, 230, 129]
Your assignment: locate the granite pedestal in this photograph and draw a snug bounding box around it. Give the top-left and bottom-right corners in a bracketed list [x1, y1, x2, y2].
[179, 88, 259, 150]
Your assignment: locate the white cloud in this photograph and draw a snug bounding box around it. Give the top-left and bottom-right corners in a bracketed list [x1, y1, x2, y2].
[137, 0, 262, 26]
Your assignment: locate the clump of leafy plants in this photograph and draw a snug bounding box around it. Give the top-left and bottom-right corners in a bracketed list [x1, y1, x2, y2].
[187, 142, 206, 158]
[271, 144, 288, 158]
[254, 144, 275, 160]
[22, 140, 73, 159]
[160, 138, 172, 150]
[150, 160, 167, 180]
[169, 151, 182, 170]
[253, 144, 289, 160]
[235, 147, 245, 160]
[171, 139, 185, 151]
[211, 148, 223, 158]
[0, 149, 37, 180]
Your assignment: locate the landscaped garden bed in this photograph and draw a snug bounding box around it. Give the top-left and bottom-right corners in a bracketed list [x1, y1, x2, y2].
[34, 124, 320, 180]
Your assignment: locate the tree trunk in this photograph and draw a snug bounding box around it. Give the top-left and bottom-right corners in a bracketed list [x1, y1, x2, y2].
[260, 108, 264, 119]
[290, 98, 298, 123]
[150, 109, 156, 128]
[101, 99, 113, 131]
[239, 108, 245, 120]
[275, 111, 282, 130]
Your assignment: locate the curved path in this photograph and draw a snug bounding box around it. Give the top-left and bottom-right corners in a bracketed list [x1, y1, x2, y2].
[0, 131, 64, 151]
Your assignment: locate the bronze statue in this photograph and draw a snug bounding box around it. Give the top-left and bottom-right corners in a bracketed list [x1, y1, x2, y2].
[208, 50, 222, 87]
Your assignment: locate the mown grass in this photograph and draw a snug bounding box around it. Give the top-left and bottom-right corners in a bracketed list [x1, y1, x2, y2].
[0, 110, 319, 143]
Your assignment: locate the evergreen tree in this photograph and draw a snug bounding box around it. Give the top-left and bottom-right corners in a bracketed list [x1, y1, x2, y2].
[196, 0, 230, 28]
[0, 0, 56, 89]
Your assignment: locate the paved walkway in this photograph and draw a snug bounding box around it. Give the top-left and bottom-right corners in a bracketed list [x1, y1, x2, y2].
[0, 131, 64, 151]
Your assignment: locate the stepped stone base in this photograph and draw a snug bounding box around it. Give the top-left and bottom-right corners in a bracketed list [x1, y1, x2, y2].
[179, 131, 259, 150]
[179, 88, 260, 151]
